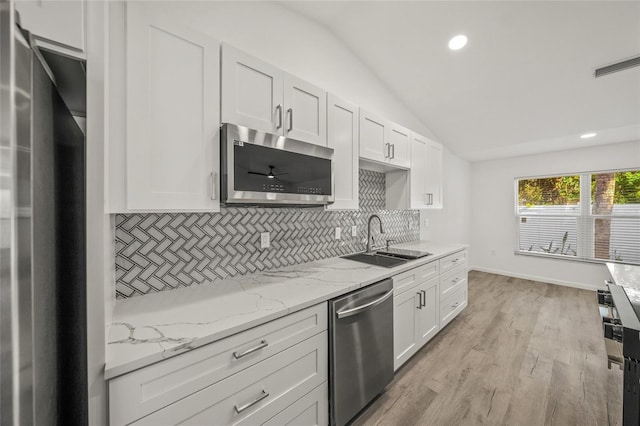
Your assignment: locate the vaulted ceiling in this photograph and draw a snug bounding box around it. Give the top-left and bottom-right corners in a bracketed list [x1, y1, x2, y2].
[283, 1, 640, 161]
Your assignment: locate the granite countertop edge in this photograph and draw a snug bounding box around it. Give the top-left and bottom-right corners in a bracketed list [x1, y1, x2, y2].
[105, 241, 468, 380]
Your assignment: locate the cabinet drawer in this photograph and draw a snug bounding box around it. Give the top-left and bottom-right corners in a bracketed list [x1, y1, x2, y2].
[393, 261, 439, 295]
[439, 250, 467, 274]
[263, 382, 327, 426]
[440, 282, 467, 328]
[440, 267, 467, 297]
[109, 303, 327, 426]
[132, 332, 328, 426]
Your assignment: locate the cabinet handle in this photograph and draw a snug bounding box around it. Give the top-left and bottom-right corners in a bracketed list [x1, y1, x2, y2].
[232, 339, 268, 359]
[452, 301, 461, 308]
[234, 389, 269, 414]
[384, 143, 390, 158]
[275, 105, 283, 129]
[287, 108, 293, 131]
[209, 172, 216, 200]
[452, 259, 459, 264]
[426, 193, 433, 205]
[416, 292, 422, 309]
[421, 290, 426, 307]
[452, 278, 460, 283]
[391, 144, 395, 159]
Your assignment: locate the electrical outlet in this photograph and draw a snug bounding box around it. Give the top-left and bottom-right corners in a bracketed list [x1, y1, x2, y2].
[334, 227, 341, 240]
[260, 232, 270, 249]
[351, 225, 357, 237]
[423, 218, 430, 227]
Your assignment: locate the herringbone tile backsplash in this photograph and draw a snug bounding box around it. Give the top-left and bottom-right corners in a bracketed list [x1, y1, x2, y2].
[115, 170, 419, 299]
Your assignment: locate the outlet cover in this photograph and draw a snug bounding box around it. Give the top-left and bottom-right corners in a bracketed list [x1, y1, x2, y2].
[260, 232, 270, 249]
[351, 225, 357, 237]
[423, 218, 430, 227]
[335, 227, 341, 240]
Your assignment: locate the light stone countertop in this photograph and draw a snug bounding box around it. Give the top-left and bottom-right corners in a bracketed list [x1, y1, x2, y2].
[105, 241, 468, 379]
[607, 262, 640, 289]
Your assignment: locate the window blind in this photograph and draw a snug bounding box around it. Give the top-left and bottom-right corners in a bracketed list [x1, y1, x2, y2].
[515, 170, 640, 265]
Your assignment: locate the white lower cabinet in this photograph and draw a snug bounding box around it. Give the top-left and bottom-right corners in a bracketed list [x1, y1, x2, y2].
[109, 303, 328, 426]
[393, 249, 468, 371]
[263, 382, 327, 426]
[393, 276, 439, 371]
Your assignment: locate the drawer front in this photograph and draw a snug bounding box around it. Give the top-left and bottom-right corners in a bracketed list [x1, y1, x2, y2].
[133, 331, 328, 426]
[110, 303, 327, 426]
[439, 250, 467, 274]
[440, 282, 467, 328]
[263, 382, 328, 426]
[440, 266, 467, 297]
[393, 260, 439, 295]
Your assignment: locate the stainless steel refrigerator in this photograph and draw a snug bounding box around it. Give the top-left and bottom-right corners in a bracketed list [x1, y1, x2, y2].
[0, 2, 87, 424]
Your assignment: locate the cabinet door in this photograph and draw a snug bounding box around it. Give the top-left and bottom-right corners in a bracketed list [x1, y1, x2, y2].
[409, 132, 428, 209]
[283, 73, 327, 146]
[417, 278, 439, 345]
[221, 44, 284, 134]
[425, 140, 443, 209]
[326, 94, 359, 210]
[16, 0, 85, 56]
[126, 3, 220, 211]
[388, 123, 411, 168]
[393, 289, 421, 371]
[359, 109, 388, 163]
[263, 382, 327, 426]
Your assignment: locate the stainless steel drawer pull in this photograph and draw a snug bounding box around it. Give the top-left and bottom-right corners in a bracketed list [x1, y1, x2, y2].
[384, 143, 390, 158]
[391, 144, 395, 159]
[232, 340, 268, 359]
[452, 278, 460, 283]
[337, 289, 394, 318]
[234, 389, 269, 414]
[421, 290, 426, 307]
[452, 259, 459, 263]
[287, 108, 293, 131]
[452, 301, 461, 308]
[275, 105, 283, 129]
[416, 292, 422, 309]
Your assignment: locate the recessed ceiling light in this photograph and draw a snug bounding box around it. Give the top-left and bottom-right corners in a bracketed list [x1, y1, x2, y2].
[580, 132, 597, 139]
[448, 35, 468, 51]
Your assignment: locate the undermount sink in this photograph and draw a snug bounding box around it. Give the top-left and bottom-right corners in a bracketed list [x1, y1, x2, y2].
[341, 252, 408, 268]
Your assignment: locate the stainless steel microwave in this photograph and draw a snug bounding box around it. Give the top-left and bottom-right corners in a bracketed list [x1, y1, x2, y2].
[221, 123, 334, 206]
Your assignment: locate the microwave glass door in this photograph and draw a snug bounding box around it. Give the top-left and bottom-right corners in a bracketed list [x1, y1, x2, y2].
[233, 142, 332, 195]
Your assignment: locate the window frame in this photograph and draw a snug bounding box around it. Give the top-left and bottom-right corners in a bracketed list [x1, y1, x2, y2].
[514, 168, 640, 266]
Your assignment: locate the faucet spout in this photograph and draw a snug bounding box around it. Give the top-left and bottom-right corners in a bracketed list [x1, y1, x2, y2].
[366, 214, 384, 253]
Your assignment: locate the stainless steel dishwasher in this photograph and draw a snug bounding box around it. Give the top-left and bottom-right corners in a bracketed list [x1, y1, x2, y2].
[329, 278, 394, 426]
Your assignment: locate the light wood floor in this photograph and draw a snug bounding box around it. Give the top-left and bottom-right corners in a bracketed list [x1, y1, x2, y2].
[353, 271, 623, 426]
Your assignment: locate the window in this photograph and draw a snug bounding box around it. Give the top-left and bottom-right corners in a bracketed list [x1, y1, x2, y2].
[515, 170, 640, 265]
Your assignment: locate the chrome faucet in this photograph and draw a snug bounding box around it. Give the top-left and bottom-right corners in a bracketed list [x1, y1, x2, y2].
[366, 214, 384, 253]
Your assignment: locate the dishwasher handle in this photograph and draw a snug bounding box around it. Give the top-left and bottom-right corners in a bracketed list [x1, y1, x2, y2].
[336, 289, 394, 319]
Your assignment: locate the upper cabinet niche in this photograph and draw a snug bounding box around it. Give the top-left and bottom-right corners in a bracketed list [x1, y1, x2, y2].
[221, 44, 327, 147]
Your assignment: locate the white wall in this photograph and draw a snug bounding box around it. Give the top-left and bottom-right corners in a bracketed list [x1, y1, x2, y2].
[470, 140, 640, 290]
[421, 147, 471, 244]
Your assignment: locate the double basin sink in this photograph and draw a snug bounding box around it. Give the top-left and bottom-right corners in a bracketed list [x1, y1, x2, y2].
[341, 249, 432, 268]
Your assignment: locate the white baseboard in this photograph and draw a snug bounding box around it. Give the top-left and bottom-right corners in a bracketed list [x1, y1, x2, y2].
[468, 266, 603, 292]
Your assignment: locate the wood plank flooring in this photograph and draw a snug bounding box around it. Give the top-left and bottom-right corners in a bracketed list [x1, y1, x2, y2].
[352, 271, 623, 426]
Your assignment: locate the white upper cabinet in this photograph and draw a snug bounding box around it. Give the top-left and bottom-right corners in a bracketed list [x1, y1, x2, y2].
[359, 109, 388, 163]
[410, 132, 443, 209]
[326, 94, 359, 210]
[283, 73, 327, 146]
[221, 44, 327, 147]
[359, 109, 410, 169]
[125, 2, 220, 211]
[388, 123, 411, 168]
[16, 0, 86, 57]
[221, 45, 283, 134]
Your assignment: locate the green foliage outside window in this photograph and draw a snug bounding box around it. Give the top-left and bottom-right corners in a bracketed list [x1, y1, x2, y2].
[518, 171, 640, 207]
